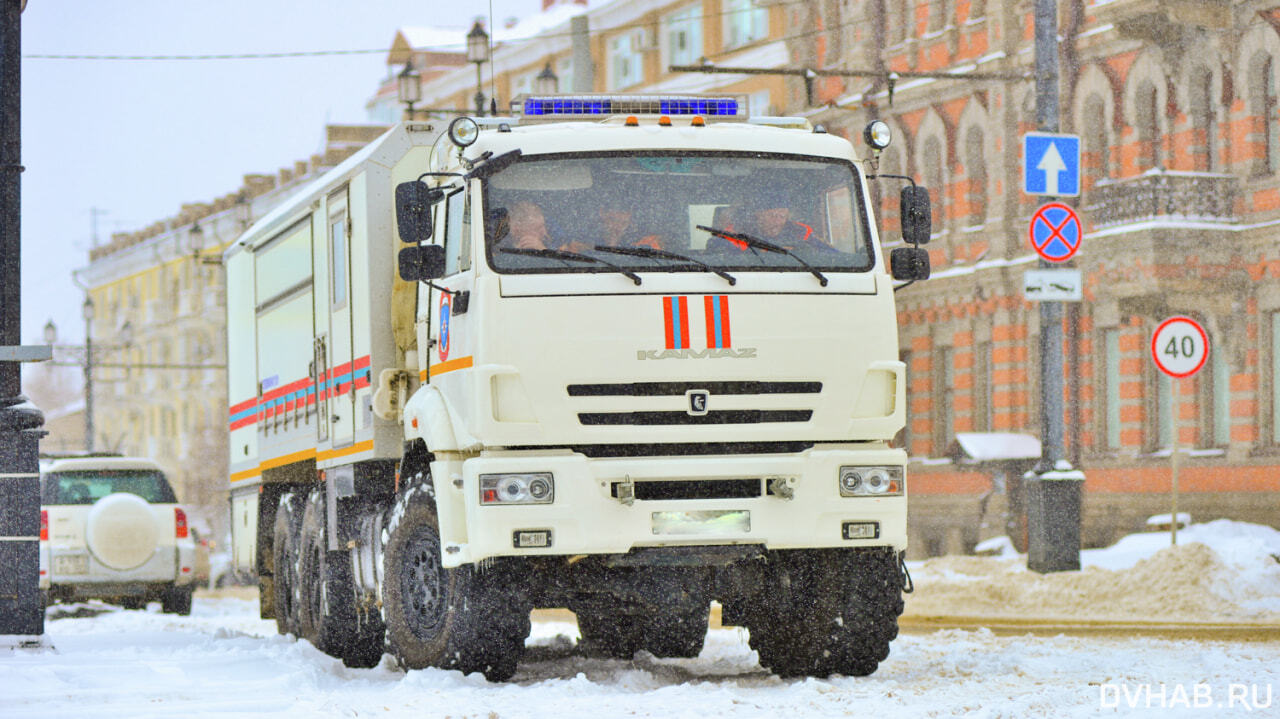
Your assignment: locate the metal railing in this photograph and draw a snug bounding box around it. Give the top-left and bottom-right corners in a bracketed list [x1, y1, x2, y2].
[1086, 170, 1238, 228]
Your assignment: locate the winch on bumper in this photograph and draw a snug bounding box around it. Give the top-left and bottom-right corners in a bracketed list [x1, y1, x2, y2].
[429, 444, 907, 567]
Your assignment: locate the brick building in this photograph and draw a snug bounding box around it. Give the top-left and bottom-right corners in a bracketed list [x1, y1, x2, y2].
[785, 0, 1280, 556]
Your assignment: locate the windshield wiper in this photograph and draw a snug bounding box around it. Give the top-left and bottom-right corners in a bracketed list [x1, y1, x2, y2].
[592, 245, 737, 286]
[499, 246, 642, 285]
[696, 225, 828, 287]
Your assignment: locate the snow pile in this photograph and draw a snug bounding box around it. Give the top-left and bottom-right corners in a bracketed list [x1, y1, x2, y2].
[906, 520, 1280, 622]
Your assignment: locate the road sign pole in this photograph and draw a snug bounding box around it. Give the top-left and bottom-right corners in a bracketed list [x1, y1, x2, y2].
[1025, 0, 1083, 574]
[1170, 376, 1179, 546]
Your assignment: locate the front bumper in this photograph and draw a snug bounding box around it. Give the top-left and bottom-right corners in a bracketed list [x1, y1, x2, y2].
[431, 444, 907, 567]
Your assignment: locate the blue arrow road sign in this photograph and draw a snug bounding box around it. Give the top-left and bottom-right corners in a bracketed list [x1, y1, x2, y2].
[1023, 132, 1080, 197]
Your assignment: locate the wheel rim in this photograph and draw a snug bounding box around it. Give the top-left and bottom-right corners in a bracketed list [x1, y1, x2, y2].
[400, 526, 447, 641]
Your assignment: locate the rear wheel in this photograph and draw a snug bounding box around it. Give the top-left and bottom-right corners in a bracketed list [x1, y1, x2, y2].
[744, 549, 902, 678]
[271, 492, 304, 636]
[574, 609, 642, 659]
[120, 596, 146, 611]
[297, 490, 356, 657]
[161, 584, 193, 615]
[640, 600, 709, 658]
[382, 478, 530, 681]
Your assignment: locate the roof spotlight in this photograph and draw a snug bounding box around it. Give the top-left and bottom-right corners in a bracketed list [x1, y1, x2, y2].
[863, 120, 892, 150]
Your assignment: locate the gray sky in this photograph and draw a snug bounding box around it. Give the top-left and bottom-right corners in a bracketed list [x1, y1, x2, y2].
[19, 0, 533, 349]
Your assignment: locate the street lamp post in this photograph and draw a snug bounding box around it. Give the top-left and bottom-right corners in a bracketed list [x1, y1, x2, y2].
[397, 62, 421, 120]
[534, 62, 559, 95]
[467, 21, 489, 116]
[82, 297, 94, 452]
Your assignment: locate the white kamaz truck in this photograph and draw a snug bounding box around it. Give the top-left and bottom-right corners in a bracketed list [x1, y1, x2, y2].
[225, 94, 931, 680]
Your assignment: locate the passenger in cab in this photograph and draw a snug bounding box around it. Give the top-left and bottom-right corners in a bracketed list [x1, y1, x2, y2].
[502, 201, 551, 250]
[709, 194, 838, 253]
[563, 202, 664, 252]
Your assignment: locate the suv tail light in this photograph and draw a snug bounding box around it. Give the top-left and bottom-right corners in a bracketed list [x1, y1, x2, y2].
[40, 510, 48, 541]
[174, 507, 188, 539]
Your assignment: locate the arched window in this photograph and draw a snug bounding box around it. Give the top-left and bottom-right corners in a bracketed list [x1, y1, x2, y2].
[1249, 53, 1278, 176]
[1135, 80, 1160, 171]
[964, 126, 986, 223]
[1188, 66, 1216, 172]
[1083, 94, 1110, 182]
[922, 136, 944, 232]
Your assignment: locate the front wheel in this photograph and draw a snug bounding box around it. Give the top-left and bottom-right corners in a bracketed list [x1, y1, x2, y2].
[382, 480, 530, 681]
[744, 549, 903, 678]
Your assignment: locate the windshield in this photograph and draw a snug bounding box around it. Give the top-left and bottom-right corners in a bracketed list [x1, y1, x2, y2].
[483, 152, 874, 276]
[42, 470, 177, 505]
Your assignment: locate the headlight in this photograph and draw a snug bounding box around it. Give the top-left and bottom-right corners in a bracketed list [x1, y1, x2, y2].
[448, 116, 479, 147]
[480, 473, 554, 505]
[838, 466, 903, 497]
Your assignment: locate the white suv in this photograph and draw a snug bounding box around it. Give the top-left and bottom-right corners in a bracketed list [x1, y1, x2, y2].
[39, 457, 198, 614]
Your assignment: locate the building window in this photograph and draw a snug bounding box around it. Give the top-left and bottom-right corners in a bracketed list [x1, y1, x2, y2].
[1135, 80, 1160, 171]
[927, 0, 951, 33]
[1249, 53, 1278, 176]
[608, 31, 645, 89]
[1104, 328, 1121, 450]
[922, 136, 944, 234]
[964, 126, 986, 224]
[974, 340, 992, 432]
[1188, 66, 1215, 172]
[887, 3, 908, 44]
[557, 56, 574, 93]
[934, 345, 954, 454]
[896, 349, 911, 451]
[1203, 336, 1230, 447]
[1154, 367, 1173, 451]
[969, 0, 986, 20]
[1083, 94, 1110, 182]
[663, 4, 703, 69]
[723, 0, 768, 50]
[1272, 313, 1280, 444]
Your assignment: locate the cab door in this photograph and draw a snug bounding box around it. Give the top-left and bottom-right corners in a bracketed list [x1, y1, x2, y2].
[326, 188, 356, 448]
[426, 183, 474, 385]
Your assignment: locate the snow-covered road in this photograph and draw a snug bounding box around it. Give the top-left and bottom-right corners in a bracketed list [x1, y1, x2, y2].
[3, 595, 1277, 719]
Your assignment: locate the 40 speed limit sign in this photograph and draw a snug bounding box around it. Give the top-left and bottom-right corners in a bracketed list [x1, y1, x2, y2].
[1152, 316, 1209, 378]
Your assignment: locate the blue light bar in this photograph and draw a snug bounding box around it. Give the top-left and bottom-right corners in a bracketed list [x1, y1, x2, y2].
[518, 94, 746, 119]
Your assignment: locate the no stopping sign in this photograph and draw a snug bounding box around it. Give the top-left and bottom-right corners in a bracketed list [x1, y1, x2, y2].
[1151, 316, 1209, 378]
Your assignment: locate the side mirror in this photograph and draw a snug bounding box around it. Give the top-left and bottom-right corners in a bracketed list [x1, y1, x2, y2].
[890, 246, 930, 281]
[395, 182, 445, 243]
[398, 244, 446, 282]
[900, 186, 932, 245]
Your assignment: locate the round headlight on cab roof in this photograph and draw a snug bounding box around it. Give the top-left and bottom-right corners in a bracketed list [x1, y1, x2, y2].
[863, 120, 892, 150]
[448, 116, 480, 147]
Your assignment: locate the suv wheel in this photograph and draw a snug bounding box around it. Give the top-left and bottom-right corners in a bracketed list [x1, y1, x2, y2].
[161, 584, 193, 615]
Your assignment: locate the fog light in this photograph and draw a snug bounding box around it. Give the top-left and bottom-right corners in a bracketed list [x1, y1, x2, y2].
[842, 521, 880, 540]
[838, 466, 903, 497]
[513, 529, 552, 548]
[480, 472, 555, 505]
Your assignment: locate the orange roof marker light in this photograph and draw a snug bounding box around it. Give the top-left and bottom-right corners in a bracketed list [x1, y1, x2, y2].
[624, 116, 640, 127]
[658, 115, 672, 126]
[691, 116, 706, 126]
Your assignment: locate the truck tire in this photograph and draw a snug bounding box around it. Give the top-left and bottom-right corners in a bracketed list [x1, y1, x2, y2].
[161, 584, 193, 615]
[745, 549, 902, 678]
[297, 489, 357, 658]
[641, 600, 709, 658]
[574, 609, 643, 659]
[382, 481, 530, 681]
[271, 492, 304, 636]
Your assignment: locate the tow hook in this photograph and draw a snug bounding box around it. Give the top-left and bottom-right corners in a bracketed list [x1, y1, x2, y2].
[616, 475, 635, 506]
[899, 551, 914, 594]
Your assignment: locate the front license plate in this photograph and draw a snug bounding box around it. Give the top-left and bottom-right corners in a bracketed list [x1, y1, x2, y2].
[53, 554, 89, 575]
[651, 510, 750, 535]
